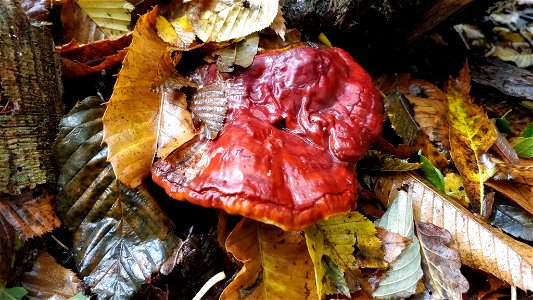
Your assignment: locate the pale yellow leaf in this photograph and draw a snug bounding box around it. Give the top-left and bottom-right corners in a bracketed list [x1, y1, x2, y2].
[75, 0, 134, 39]
[491, 46, 533, 68]
[366, 172, 533, 291]
[189, 0, 279, 42]
[103, 8, 179, 187]
[157, 89, 197, 158]
[155, 15, 197, 49]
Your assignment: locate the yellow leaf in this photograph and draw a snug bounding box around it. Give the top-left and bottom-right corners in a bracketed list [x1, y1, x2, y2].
[446, 64, 497, 216]
[221, 218, 318, 300]
[155, 15, 197, 48]
[443, 173, 469, 207]
[103, 8, 193, 187]
[304, 212, 385, 298]
[366, 172, 533, 291]
[189, 0, 279, 42]
[74, 0, 134, 39]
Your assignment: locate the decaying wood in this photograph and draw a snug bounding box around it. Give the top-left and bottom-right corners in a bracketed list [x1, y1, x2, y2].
[471, 58, 533, 101]
[0, 0, 63, 195]
[404, 0, 474, 44]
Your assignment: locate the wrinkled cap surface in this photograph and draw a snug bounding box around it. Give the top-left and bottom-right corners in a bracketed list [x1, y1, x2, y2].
[152, 46, 383, 230]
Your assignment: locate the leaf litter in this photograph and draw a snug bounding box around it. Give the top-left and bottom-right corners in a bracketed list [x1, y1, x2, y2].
[5, 0, 533, 298]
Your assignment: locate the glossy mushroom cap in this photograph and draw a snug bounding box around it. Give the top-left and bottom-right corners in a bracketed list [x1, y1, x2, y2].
[152, 46, 383, 230]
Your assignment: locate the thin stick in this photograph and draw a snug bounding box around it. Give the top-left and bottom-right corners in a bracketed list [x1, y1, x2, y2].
[51, 235, 69, 251]
[192, 271, 226, 300]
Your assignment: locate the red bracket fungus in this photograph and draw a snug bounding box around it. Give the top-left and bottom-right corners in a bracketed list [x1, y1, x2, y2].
[152, 46, 383, 230]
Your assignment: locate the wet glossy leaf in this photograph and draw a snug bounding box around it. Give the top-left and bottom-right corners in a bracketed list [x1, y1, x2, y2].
[220, 218, 318, 300]
[383, 92, 419, 146]
[102, 8, 192, 187]
[305, 212, 385, 298]
[419, 152, 445, 192]
[214, 33, 260, 72]
[54, 97, 180, 299]
[489, 204, 533, 242]
[415, 221, 469, 300]
[61, 0, 134, 43]
[359, 150, 421, 172]
[446, 63, 497, 216]
[0, 190, 61, 240]
[0, 287, 27, 300]
[20, 252, 81, 300]
[366, 172, 533, 291]
[373, 189, 423, 299]
[188, 0, 278, 42]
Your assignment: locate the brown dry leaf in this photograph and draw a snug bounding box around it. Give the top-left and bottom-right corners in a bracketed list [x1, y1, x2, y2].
[188, 0, 279, 42]
[375, 227, 410, 264]
[0, 189, 61, 240]
[220, 218, 318, 300]
[446, 64, 498, 217]
[485, 180, 533, 216]
[405, 95, 449, 148]
[491, 156, 533, 186]
[103, 8, 195, 187]
[415, 221, 469, 300]
[57, 34, 132, 77]
[269, 5, 286, 40]
[396, 133, 448, 170]
[366, 172, 533, 291]
[20, 252, 81, 299]
[375, 73, 449, 147]
[60, 0, 133, 44]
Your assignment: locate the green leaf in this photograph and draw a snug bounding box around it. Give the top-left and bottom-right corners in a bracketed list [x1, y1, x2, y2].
[489, 204, 533, 242]
[0, 287, 27, 300]
[520, 123, 533, 138]
[373, 189, 423, 299]
[419, 152, 445, 192]
[496, 118, 512, 134]
[359, 150, 421, 172]
[53, 97, 180, 300]
[384, 92, 419, 146]
[511, 137, 533, 158]
[70, 293, 91, 300]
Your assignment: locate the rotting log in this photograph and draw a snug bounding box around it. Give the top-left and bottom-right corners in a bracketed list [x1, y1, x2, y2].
[0, 0, 63, 195]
